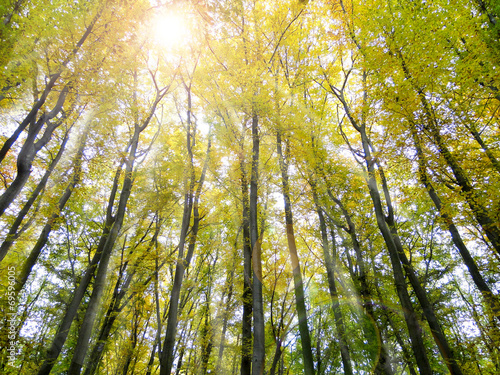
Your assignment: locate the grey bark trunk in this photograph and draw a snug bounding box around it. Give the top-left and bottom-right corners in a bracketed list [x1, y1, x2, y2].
[159, 109, 211, 375]
[0, 128, 69, 262]
[67, 126, 141, 375]
[251, 113, 265, 375]
[276, 130, 315, 375]
[35, 160, 123, 375]
[240, 155, 253, 375]
[0, 86, 69, 217]
[0, 6, 103, 164]
[14, 127, 89, 293]
[359, 128, 433, 375]
[409, 120, 500, 321]
[398, 53, 500, 254]
[67, 78, 168, 375]
[216, 247, 236, 374]
[327, 192, 395, 375]
[82, 225, 160, 375]
[310, 182, 352, 375]
[376, 161, 464, 375]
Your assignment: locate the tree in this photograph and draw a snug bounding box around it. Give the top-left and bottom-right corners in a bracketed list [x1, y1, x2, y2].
[2, 1, 500, 374]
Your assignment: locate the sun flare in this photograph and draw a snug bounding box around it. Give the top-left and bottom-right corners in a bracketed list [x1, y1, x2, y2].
[153, 11, 188, 49]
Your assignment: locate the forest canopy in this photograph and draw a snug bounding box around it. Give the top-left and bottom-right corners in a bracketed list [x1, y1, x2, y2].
[0, 0, 499, 374]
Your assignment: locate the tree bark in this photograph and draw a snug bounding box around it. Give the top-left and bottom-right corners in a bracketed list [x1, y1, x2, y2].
[35, 158, 123, 375]
[0, 127, 70, 262]
[159, 100, 211, 374]
[310, 182, 352, 375]
[359, 127, 433, 374]
[67, 76, 168, 374]
[409, 119, 500, 322]
[0, 5, 103, 165]
[277, 130, 315, 375]
[251, 113, 265, 375]
[216, 243, 236, 374]
[326, 189, 395, 375]
[398, 52, 500, 254]
[82, 224, 160, 375]
[378, 163, 464, 375]
[240, 153, 253, 375]
[0, 85, 70, 217]
[14, 128, 88, 293]
[67, 125, 141, 375]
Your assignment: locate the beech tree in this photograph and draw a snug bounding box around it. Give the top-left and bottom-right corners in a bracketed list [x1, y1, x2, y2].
[1, 0, 499, 374]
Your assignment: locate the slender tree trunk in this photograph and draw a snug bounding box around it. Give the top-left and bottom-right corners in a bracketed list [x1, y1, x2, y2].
[14, 128, 89, 293]
[217, 247, 236, 374]
[68, 78, 168, 375]
[67, 124, 141, 375]
[325, 188, 395, 375]
[0, 86, 70, 217]
[251, 113, 265, 375]
[376, 162, 464, 375]
[409, 119, 500, 321]
[398, 53, 500, 254]
[36, 246, 106, 375]
[35, 161, 123, 375]
[121, 307, 140, 375]
[359, 128, 433, 375]
[331, 71, 432, 372]
[159, 103, 211, 374]
[200, 296, 213, 375]
[370, 247, 419, 375]
[175, 346, 185, 375]
[82, 225, 160, 375]
[146, 227, 163, 375]
[310, 182, 352, 375]
[0, 5, 103, 165]
[240, 154, 253, 375]
[82, 270, 133, 375]
[0, 127, 70, 262]
[276, 130, 315, 375]
[159, 101, 195, 375]
[269, 275, 291, 375]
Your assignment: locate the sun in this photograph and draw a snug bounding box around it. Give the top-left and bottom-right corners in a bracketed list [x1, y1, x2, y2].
[152, 10, 189, 50]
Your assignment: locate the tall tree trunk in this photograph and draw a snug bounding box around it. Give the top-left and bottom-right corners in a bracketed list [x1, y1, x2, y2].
[200, 294, 213, 375]
[409, 119, 500, 322]
[121, 306, 140, 375]
[82, 268, 133, 375]
[217, 246, 236, 374]
[159, 100, 211, 374]
[325, 188, 395, 375]
[376, 162, 464, 375]
[269, 287, 291, 375]
[330, 71, 433, 373]
[0, 3, 105, 165]
[67, 77, 168, 375]
[0, 126, 70, 262]
[35, 162, 123, 375]
[359, 127, 433, 374]
[251, 113, 265, 375]
[239, 153, 253, 375]
[147, 225, 164, 375]
[398, 52, 500, 254]
[0, 86, 70, 217]
[67, 121, 142, 375]
[310, 182, 352, 375]
[82, 224, 160, 375]
[14, 127, 89, 293]
[276, 130, 315, 375]
[122, 306, 140, 375]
